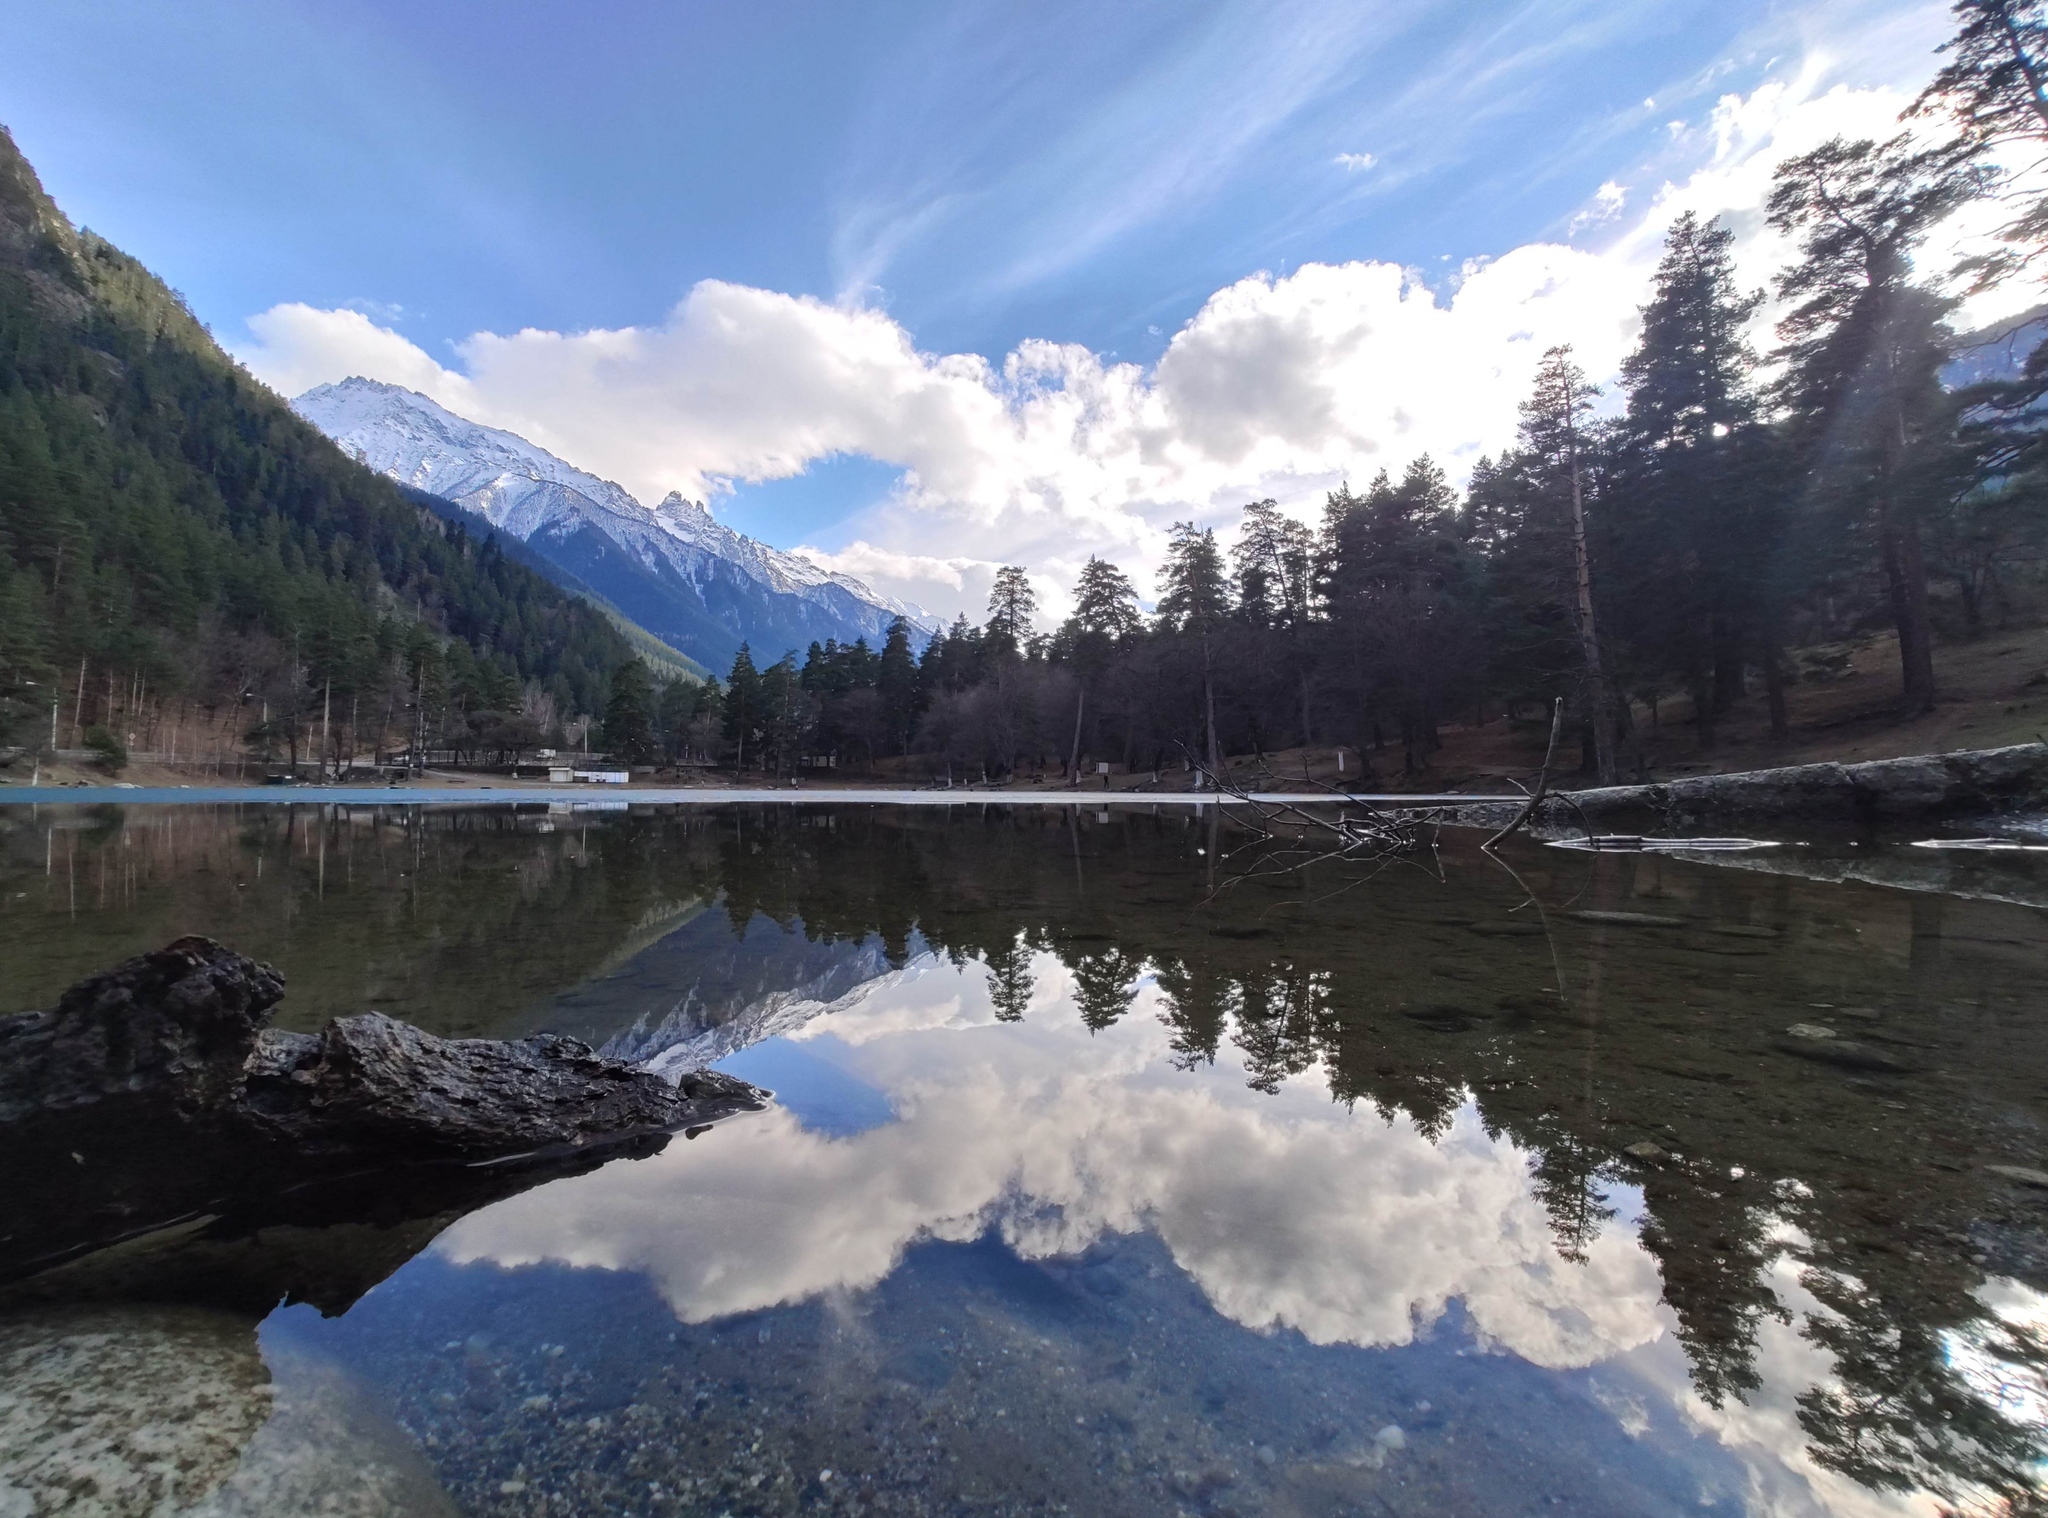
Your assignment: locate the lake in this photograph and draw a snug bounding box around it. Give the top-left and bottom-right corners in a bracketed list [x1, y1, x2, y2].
[1, 799, 2045, 1516]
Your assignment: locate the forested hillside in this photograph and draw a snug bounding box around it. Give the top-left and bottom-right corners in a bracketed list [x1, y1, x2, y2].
[0, 126, 633, 768]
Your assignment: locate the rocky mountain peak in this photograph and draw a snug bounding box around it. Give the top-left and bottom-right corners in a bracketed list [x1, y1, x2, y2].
[293, 378, 937, 669]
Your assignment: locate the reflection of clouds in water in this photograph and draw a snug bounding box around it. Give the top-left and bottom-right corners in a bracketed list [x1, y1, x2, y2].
[785, 954, 997, 1046]
[441, 950, 2000, 1513]
[443, 953, 1666, 1369]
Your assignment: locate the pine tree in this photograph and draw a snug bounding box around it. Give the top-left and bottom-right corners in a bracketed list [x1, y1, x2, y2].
[1157, 523, 1231, 776]
[877, 616, 921, 755]
[1231, 500, 1314, 631]
[1519, 347, 1617, 781]
[1317, 460, 1474, 772]
[1072, 556, 1141, 638]
[723, 644, 762, 769]
[1621, 214, 1762, 447]
[984, 566, 1036, 659]
[757, 651, 810, 775]
[654, 675, 697, 763]
[1612, 213, 1780, 741]
[1910, 0, 2048, 286]
[1769, 135, 1984, 712]
[1055, 556, 1140, 779]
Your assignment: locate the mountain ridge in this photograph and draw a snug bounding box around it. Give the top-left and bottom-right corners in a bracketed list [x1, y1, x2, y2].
[0, 123, 637, 753]
[295, 378, 938, 672]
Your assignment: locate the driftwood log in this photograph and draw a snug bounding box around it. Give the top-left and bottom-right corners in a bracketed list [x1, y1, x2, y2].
[0, 937, 763, 1307]
[1426, 742, 2048, 834]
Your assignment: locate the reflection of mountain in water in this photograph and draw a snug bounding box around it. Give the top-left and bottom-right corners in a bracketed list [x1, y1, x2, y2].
[528, 907, 910, 1072]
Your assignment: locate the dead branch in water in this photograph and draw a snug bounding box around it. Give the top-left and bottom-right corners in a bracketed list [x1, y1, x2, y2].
[1484, 698, 1565, 854]
[1176, 745, 1443, 900]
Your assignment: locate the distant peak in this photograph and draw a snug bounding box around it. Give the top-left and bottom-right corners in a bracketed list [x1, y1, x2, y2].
[658, 490, 712, 517]
[307, 374, 398, 396]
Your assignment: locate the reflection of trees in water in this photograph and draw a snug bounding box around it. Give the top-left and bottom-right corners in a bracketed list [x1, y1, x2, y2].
[1796, 1264, 2048, 1509]
[1229, 966, 1333, 1094]
[983, 932, 1037, 1023]
[684, 805, 2048, 1513]
[1635, 1180, 1785, 1408]
[1525, 1132, 1616, 1267]
[0, 804, 733, 1033]
[1153, 954, 1236, 1069]
[1070, 944, 1143, 1032]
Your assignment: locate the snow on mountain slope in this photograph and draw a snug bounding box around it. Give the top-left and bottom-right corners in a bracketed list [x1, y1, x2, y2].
[294, 377, 937, 668]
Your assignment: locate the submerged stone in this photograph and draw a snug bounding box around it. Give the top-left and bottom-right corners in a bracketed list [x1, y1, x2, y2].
[1774, 1023, 1914, 1073]
[1985, 1165, 2048, 1190]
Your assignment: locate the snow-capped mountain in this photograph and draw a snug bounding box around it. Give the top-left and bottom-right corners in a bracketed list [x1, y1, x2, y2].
[294, 377, 937, 671]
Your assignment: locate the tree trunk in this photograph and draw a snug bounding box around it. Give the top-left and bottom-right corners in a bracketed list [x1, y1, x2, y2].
[1710, 614, 1743, 714]
[1566, 454, 1617, 784]
[1068, 686, 1086, 785]
[1881, 344, 1936, 714]
[1202, 635, 1220, 779]
[1612, 677, 1643, 779]
[1956, 573, 1983, 641]
[1298, 669, 1313, 748]
[1760, 617, 1789, 743]
[1881, 520, 1937, 714]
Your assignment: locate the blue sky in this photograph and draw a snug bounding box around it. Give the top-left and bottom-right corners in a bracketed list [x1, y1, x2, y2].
[0, 0, 1965, 610]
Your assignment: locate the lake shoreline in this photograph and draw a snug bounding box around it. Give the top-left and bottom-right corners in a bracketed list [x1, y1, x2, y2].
[2, 740, 2044, 831]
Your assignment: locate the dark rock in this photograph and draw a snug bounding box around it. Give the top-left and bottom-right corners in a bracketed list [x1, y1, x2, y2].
[0, 935, 285, 1124]
[1495, 992, 1596, 1026]
[1565, 910, 1688, 928]
[1401, 1004, 1481, 1033]
[0, 938, 766, 1301]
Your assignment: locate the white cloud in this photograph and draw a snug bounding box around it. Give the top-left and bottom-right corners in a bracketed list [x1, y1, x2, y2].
[236, 64, 2037, 621]
[787, 542, 992, 613]
[243, 303, 474, 411]
[1568, 179, 1628, 235]
[238, 249, 1632, 618]
[1333, 151, 1378, 171]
